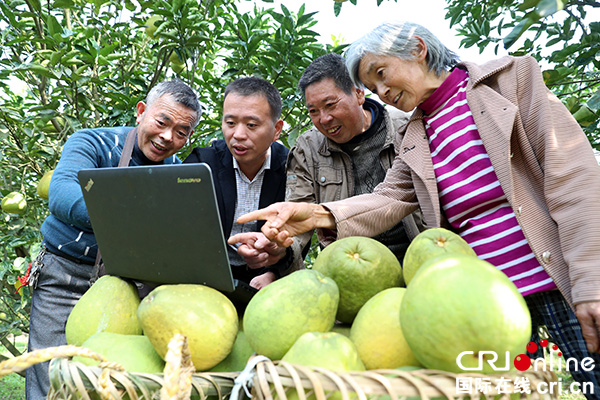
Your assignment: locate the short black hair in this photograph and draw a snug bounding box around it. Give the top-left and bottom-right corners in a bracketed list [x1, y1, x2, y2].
[224, 76, 282, 122]
[298, 53, 355, 98]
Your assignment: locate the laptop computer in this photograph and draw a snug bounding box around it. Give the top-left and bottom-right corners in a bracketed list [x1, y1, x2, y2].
[77, 163, 257, 304]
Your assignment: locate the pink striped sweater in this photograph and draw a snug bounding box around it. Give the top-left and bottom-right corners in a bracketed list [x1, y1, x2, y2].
[418, 67, 556, 296]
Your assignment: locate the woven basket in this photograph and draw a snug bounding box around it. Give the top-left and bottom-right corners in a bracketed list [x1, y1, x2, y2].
[0, 333, 237, 400]
[248, 358, 559, 400]
[0, 337, 559, 400]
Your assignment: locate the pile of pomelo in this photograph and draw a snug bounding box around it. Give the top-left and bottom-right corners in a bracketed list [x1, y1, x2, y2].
[65, 228, 532, 378]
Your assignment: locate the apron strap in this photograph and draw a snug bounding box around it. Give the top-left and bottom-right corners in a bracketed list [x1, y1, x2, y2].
[91, 127, 137, 285]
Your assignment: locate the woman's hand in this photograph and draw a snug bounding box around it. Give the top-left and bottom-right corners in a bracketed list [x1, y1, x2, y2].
[236, 202, 336, 247]
[575, 301, 600, 354]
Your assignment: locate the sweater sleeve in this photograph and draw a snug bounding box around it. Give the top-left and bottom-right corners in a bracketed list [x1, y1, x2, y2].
[516, 56, 600, 305]
[48, 131, 111, 231]
[324, 133, 419, 239]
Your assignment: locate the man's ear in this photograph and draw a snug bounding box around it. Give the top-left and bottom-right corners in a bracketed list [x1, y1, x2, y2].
[135, 101, 146, 124]
[273, 119, 284, 142]
[414, 35, 428, 63]
[355, 87, 366, 106]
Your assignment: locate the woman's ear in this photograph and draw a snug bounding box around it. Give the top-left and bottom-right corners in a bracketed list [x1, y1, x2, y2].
[413, 35, 428, 62]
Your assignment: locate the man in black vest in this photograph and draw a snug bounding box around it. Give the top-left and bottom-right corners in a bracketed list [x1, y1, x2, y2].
[184, 77, 291, 289]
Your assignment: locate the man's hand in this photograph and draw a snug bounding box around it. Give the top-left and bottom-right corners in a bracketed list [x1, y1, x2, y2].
[228, 232, 286, 269]
[575, 301, 600, 354]
[236, 202, 335, 247]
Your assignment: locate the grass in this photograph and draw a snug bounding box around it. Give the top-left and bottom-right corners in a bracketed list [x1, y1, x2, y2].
[0, 374, 25, 400]
[555, 370, 586, 400]
[0, 335, 27, 400]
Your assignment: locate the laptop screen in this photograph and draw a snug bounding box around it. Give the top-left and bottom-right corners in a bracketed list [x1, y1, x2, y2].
[78, 163, 236, 293]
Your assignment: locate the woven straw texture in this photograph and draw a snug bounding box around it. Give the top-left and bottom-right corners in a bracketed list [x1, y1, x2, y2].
[1, 335, 559, 400]
[250, 358, 558, 400]
[0, 333, 236, 400]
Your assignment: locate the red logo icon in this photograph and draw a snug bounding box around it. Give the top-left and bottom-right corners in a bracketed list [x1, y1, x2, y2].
[513, 340, 561, 371]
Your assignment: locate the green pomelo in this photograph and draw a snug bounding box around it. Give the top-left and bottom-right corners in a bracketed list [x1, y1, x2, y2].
[243, 269, 339, 360]
[137, 284, 238, 371]
[171, 61, 184, 74]
[75, 332, 165, 373]
[282, 332, 364, 400]
[313, 236, 402, 323]
[350, 288, 421, 369]
[400, 254, 531, 374]
[169, 52, 185, 74]
[282, 331, 365, 371]
[36, 170, 54, 200]
[1, 192, 27, 215]
[66, 275, 142, 346]
[402, 227, 476, 284]
[144, 15, 162, 38]
[208, 330, 254, 372]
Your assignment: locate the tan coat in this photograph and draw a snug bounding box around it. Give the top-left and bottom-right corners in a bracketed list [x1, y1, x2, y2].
[324, 56, 600, 308]
[286, 104, 423, 268]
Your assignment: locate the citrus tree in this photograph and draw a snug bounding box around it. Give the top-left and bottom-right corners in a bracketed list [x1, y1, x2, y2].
[445, 0, 600, 147]
[0, 0, 342, 359]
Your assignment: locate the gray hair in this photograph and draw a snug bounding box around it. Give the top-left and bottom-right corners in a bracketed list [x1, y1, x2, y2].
[224, 76, 282, 122]
[298, 53, 355, 97]
[345, 21, 460, 88]
[146, 79, 202, 128]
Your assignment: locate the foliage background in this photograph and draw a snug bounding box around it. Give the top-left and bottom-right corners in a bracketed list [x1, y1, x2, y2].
[0, 0, 598, 362]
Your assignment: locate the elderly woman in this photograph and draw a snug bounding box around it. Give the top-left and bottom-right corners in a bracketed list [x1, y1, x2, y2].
[238, 21, 600, 392]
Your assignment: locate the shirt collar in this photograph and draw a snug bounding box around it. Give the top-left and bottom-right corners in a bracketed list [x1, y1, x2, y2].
[232, 146, 272, 180]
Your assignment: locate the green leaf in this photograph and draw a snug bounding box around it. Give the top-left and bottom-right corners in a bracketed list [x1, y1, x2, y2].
[565, 97, 579, 112]
[534, 0, 565, 18]
[46, 15, 63, 38]
[171, 0, 184, 14]
[517, 0, 542, 11]
[99, 44, 118, 57]
[542, 69, 561, 85]
[503, 15, 536, 49]
[52, 0, 76, 8]
[334, 2, 342, 17]
[13, 257, 27, 273]
[297, 11, 317, 26]
[29, 0, 41, 12]
[17, 63, 57, 79]
[573, 105, 597, 127]
[588, 90, 600, 112]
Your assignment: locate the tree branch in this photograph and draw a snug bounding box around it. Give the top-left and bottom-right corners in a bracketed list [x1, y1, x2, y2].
[547, 78, 600, 87]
